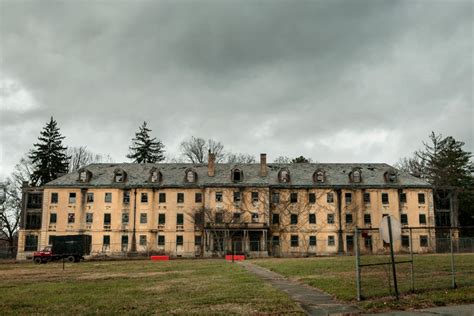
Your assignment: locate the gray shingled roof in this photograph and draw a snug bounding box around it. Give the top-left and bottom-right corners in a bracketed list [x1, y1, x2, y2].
[45, 163, 431, 188]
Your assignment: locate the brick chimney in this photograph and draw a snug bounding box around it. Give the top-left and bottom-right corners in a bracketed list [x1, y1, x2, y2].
[208, 151, 215, 177]
[260, 153, 267, 177]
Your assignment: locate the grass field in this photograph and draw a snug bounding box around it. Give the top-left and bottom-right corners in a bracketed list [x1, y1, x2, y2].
[253, 253, 474, 312]
[0, 259, 303, 315]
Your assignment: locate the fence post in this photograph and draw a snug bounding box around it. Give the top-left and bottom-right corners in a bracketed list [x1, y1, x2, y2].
[387, 216, 399, 300]
[450, 228, 457, 289]
[354, 227, 361, 301]
[409, 227, 415, 292]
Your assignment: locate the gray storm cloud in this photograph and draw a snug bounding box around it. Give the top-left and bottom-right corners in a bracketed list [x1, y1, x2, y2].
[0, 0, 472, 180]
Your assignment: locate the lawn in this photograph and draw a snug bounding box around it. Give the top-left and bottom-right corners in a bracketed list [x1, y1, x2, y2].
[252, 253, 474, 312]
[0, 259, 304, 315]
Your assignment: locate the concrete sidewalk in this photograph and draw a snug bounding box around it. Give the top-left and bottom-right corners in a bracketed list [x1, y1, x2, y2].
[370, 304, 474, 316]
[239, 261, 361, 315]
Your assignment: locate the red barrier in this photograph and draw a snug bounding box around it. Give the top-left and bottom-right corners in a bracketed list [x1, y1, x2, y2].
[150, 255, 170, 261]
[225, 255, 245, 261]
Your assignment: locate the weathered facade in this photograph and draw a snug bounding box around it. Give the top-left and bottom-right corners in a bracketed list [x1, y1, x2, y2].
[17, 154, 435, 260]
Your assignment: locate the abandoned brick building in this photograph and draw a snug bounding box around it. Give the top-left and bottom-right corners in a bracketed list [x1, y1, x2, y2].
[16, 153, 435, 260]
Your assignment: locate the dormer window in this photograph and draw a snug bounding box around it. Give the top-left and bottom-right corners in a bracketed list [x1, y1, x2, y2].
[114, 169, 127, 183]
[278, 169, 290, 183]
[314, 170, 325, 183]
[78, 169, 91, 183]
[185, 169, 197, 183]
[385, 170, 397, 183]
[231, 168, 243, 182]
[351, 169, 362, 183]
[149, 168, 162, 183]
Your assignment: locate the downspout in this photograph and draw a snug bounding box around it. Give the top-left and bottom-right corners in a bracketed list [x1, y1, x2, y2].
[336, 189, 344, 254]
[131, 188, 137, 253]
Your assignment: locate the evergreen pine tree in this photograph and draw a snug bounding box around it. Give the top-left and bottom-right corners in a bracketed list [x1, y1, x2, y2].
[127, 121, 165, 163]
[29, 117, 69, 186]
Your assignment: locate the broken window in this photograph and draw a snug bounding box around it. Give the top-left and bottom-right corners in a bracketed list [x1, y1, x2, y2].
[215, 212, 223, 224]
[176, 235, 184, 246]
[364, 214, 371, 225]
[291, 235, 299, 247]
[232, 169, 242, 182]
[158, 235, 165, 246]
[290, 192, 298, 203]
[279, 169, 290, 183]
[104, 192, 112, 203]
[195, 192, 202, 203]
[308, 193, 316, 204]
[309, 236, 317, 246]
[352, 170, 361, 183]
[139, 235, 147, 246]
[290, 214, 298, 225]
[104, 213, 111, 226]
[122, 213, 129, 224]
[345, 193, 352, 204]
[272, 235, 280, 246]
[345, 213, 353, 224]
[314, 170, 325, 183]
[272, 213, 280, 225]
[420, 235, 428, 247]
[327, 193, 334, 203]
[177, 213, 184, 225]
[215, 192, 223, 202]
[27, 193, 42, 208]
[140, 213, 147, 224]
[25, 212, 41, 229]
[309, 213, 316, 224]
[233, 212, 241, 222]
[186, 170, 196, 183]
[159, 192, 166, 203]
[328, 235, 335, 246]
[382, 193, 389, 204]
[68, 213, 75, 224]
[123, 190, 130, 204]
[419, 214, 427, 225]
[418, 193, 425, 204]
[86, 213, 93, 224]
[251, 191, 259, 203]
[51, 192, 58, 204]
[251, 212, 259, 223]
[49, 213, 57, 224]
[177, 193, 184, 203]
[141, 193, 148, 203]
[233, 191, 241, 202]
[195, 235, 202, 246]
[158, 213, 166, 225]
[402, 235, 410, 248]
[363, 192, 370, 203]
[114, 169, 125, 183]
[271, 192, 280, 204]
[401, 214, 408, 225]
[327, 213, 335, 224]
[399, 192, 407, 203]
[24, 235, 38, 251]
[69, 192, 76, 204]
[103, 235, 110, 246]
[194, 212, 203, 225]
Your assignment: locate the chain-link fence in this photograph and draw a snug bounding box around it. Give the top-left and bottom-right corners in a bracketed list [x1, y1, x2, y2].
[354, 226, 474, 300]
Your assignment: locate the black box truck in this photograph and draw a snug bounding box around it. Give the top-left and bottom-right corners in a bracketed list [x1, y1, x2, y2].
[33, 235, 92, 263]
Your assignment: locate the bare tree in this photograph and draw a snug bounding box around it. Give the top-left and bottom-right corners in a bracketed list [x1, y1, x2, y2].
[273, 156, 291, 163]
[180, 137, 225, 163]
[395, 153, 426, 178]
[226, 153, 256, 163]
[67, 146, 113, 172]
[0, 180, 21, 256]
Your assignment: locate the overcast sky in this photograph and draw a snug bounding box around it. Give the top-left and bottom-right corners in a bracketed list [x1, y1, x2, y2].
[0, 0, 472, 181]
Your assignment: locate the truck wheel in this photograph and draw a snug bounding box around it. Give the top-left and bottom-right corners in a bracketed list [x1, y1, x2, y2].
[33, 257, 42, 264]
[66, 255, 75, 262]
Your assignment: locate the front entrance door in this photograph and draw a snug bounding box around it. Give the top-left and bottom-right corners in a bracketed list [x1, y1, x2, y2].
[249, 232, 261, 252]
[232, 233, 244, 254]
